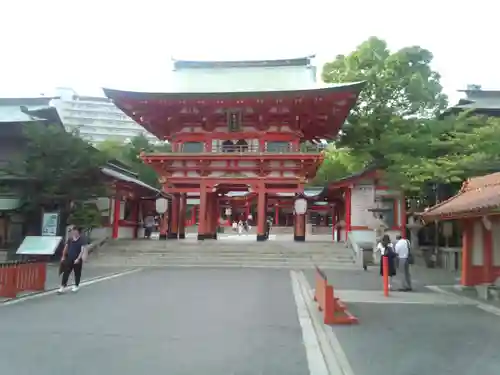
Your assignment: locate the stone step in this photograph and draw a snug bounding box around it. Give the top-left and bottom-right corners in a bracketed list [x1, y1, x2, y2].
[95, 255, 356, 263]
[89, 258, 358, 269]
[98, 253, 354, 259]
[100, 248, 352, 256]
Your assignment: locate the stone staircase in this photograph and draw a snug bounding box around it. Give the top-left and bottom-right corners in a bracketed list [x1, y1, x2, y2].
[91, 238, 358, 270]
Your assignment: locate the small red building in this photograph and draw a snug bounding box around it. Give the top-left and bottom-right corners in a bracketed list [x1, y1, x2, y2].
[95, 162, 167, 240]
[104, 57, 364, 241]
[422, 172, 500, 286]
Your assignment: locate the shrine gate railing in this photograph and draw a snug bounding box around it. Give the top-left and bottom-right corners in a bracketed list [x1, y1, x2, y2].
[179, 144, 327, 154]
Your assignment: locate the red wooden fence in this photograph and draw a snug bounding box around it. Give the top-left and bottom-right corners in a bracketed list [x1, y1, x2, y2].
[0, 261, 47, 299]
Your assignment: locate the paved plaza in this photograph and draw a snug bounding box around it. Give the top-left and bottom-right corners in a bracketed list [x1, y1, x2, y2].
[1, 239, 500, 375]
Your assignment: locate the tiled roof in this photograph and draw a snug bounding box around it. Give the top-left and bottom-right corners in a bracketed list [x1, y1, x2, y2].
[422, 172, 500, 220]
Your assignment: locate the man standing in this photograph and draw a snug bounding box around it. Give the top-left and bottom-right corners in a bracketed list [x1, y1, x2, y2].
[143, 214, 155, 239]
[58, 227, 87, 293]
[394, 235, 412, 291]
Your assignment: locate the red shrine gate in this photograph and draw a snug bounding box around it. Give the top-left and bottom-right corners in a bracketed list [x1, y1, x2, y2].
[104, 58, 364, 241]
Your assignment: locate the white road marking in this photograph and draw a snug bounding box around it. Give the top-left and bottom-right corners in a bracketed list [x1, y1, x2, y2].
[2, 268, 142, 306]
[297, 272, 356, 375]
[290, 270, 330, 375]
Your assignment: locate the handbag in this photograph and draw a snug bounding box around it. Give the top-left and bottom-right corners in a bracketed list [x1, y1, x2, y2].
[406, 240, 415, 265]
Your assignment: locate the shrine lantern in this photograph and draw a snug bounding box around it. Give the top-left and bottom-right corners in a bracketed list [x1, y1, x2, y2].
[155, 197, 168, 214]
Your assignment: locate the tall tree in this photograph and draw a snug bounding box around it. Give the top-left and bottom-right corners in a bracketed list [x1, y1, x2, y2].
[381, 113, 500, 191]
[322, 37, 448, 163]
[312, 145, 369, 185]
[97, 135, 171, 188]
[1, 124, 109, 231]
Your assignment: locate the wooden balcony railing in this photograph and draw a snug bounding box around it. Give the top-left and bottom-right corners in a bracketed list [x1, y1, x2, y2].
[178, 143, 327, 154]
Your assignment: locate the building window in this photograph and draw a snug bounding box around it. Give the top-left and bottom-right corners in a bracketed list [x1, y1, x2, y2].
[227, 111, 242, 132]
[181, 142, 204, 153]
[235, 139, 249, 152]
[221, 140, 235, 152]
[266, 141, 290, 153]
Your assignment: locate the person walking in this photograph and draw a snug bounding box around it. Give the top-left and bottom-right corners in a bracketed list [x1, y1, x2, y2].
[379, 234, 397, 290]
[58, 227, 88, 293]
[394, 235, 413, 291]
[143, 214, 155, 239]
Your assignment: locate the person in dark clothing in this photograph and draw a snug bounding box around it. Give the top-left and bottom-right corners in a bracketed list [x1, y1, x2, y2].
[58, 227, 88, 293]
[379, 234, 397, 290]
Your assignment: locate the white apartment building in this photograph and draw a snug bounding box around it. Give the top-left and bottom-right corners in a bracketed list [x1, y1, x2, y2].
[51, 87, 159, 145]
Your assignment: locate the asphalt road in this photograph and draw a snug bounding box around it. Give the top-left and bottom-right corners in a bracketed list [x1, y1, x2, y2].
[0, 268, 309, 375]
[331, 303, 500, 375]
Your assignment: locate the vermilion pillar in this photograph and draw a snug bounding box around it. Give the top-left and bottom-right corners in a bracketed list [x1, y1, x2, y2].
[461, 219, 473, 286]
[168, 194, 180, 239]
[483, 223, 493, 284]
[256, 188, 267, 241]
[131, 200, 139, 239]
[274, 205, 279, 225]
[198, 187, 207, 241]
[206, 193, 214, 239]
[344, 187, 352, 241]
[178, 194, 187, 239]
[206, 193, 219, 240]
[294, 210, 306, 242]
[112, 195, 121, 239]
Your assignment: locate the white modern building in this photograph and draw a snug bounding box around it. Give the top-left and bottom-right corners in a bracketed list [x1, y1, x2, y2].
[51, 87, 158, 145]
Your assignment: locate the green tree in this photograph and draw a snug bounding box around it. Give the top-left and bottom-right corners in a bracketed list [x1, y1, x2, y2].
[313, 145, 369, 184]
[1, 124, 109, 230]
[68, 202, 104, 238]
[322, 37, 448, 162]
[97, 135, 171, 188]
[382, 113, 500, 191]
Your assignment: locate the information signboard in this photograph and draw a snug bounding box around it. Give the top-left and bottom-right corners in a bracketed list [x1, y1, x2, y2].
[16, 236, 63, 255]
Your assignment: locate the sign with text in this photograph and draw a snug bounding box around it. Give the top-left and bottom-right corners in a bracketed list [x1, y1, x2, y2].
[16, 236, 63, 255]
[41, 212, 60, 236]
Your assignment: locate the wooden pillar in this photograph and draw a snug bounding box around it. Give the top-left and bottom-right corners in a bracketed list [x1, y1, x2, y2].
[294, 198, 306, 242]
[131, 200, 139, 239]
[198, 187, 208, 240]
[461, 219, 473, 286]
[256, 187, 267, 241]
[331, 204, 336, 242]
[207, 193, 218, 240]
[245, 204, 250, 219]
[274, 205, 279, 226]
[178, 194, 187, 239]
[483, 223, 493, 284]
[168, 194, 180, 239]
[344, 187, 352, 241]
[112, 195, 121, 239]
[205, 193, 213, 239]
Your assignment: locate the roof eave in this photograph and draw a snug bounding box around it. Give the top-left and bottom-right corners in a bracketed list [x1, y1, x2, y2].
[103, 81, 366, 102]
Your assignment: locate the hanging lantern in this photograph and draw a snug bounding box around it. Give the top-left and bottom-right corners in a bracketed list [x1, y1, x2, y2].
[294, 198, 307, 215]
[155, 198, 168, 214]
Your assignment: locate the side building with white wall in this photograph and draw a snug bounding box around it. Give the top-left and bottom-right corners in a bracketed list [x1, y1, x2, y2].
[51, 87, 159, 145]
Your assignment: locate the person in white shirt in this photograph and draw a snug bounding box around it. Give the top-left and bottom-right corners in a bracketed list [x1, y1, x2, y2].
[377, 234, 397, 290]
[394, 235, 412, 291]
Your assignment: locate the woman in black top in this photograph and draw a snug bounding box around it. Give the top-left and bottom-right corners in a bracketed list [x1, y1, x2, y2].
[379, 234, 397, 289]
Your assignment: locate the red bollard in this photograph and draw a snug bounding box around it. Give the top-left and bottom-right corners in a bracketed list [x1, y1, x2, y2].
[383, 256, 389, 297]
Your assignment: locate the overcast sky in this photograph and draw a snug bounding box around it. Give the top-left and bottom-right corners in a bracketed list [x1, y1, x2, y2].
[0, 0, 497, 104]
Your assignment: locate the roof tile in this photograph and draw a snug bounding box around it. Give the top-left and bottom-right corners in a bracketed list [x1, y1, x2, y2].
[422, 172, 500, 219]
